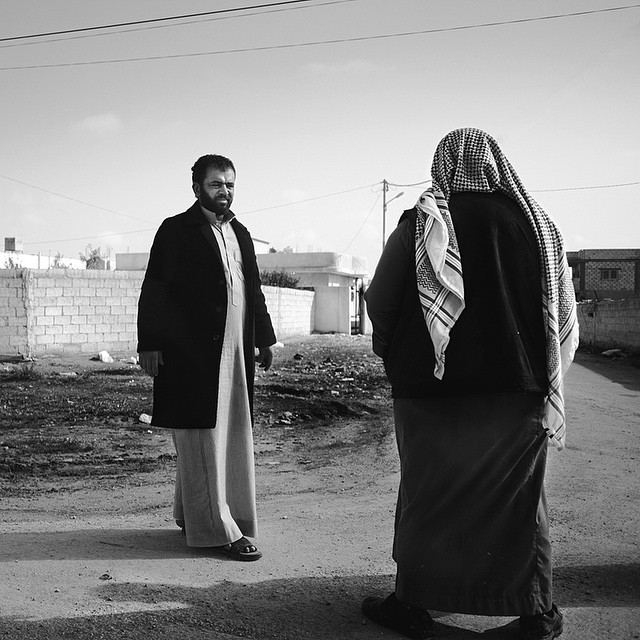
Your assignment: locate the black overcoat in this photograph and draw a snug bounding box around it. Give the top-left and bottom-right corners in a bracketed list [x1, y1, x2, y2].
[137, 202, 276, 428]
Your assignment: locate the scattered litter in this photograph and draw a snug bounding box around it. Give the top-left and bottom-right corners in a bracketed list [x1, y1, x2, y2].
[602, 349, 625, 358]
[91, 351, 114, 363]
[57, 371, 78, 378]
[293, 353, 304, 361]
[138, 413, 152, 424]
[278, 411, 294, 425]
[99, 573, 112, 581]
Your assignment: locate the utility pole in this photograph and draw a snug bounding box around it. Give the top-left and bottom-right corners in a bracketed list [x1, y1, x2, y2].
[382, 179, 404, 252]
[382, 179, 388, 253]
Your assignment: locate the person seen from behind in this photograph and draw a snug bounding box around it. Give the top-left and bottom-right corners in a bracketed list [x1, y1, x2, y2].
[363, 128, 579, 640]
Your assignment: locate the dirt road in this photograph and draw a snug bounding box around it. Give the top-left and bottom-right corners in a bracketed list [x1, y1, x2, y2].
[1, 335, 638, 639]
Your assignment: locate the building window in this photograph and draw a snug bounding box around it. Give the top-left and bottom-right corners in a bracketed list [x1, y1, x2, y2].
[600, 268, 619, 280]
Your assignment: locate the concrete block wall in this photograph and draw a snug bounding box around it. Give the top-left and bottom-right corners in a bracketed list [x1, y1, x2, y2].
[0, 269, 145, 358]
[577, 299, 640, 353]
[0, 270, 29, 355]
[262, 286, 314, 341]
[0, 271, 315, 358]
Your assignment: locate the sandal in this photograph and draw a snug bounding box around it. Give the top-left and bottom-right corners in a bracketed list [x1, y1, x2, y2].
[216, 536, 262, 562]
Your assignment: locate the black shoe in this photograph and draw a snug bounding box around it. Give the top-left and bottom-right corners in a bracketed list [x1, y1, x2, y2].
[362, 592, 434, 640]
[519, 604, 563, 640]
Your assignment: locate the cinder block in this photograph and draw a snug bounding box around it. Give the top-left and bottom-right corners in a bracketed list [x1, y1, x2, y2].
[44, 306, 63, 316]
[7, 316, 26, 327]
[62, 306, 80, 317]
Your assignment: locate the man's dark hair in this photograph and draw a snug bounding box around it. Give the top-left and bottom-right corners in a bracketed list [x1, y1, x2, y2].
[191, 154, 236, 186]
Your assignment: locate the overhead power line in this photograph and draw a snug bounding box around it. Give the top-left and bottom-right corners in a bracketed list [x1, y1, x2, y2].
[530, 180, 640, 193]
[343, 190, 382, 253]
[1, 4, 638, 71]
[1, 0, 356, 50]
[6, 175, 640, 247]
[242, 184, 374, 214]
[0, 173, 154, 224]
[23, 228, 154, 246]
[387, 180, 431, 188]
[0, 0, 319, 43]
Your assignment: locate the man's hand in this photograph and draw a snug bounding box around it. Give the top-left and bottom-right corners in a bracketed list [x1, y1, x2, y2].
[139, 350, 164, 377]
[257, 346, 274, 371]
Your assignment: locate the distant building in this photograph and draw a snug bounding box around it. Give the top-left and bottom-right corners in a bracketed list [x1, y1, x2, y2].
[257, 251, 369, 334]
[115, 244, 370, 335]
[567, 249, 640, 300]
[114, 253, 149, 270]
[4, 237, 23, 252]
[0, 249, 85, 270]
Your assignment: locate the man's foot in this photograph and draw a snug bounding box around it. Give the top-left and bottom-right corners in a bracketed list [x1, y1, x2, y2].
[362, 592, 434, 640]
[216, 536, 262, 562]
[519, 604, 563, 640]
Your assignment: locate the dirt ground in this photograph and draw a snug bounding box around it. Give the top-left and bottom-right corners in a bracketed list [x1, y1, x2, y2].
[0, 334, 638, 639]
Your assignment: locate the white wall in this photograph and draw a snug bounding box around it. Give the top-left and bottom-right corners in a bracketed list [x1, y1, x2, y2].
[1, 251, 85, 269]
[313, 286, 351, 334]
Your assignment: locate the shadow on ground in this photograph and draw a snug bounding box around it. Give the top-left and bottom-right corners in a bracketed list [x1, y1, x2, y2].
[1, 558, 638, 639]
[0, 528, 193, 563]
[573, 350, 640, 393]
[0, 574, 514, 640]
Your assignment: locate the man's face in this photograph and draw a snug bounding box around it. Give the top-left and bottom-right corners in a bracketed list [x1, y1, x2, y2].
[193, 166, 235, 216]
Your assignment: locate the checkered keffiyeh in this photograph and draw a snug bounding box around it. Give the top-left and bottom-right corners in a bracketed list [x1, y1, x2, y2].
[416, 128, 579, 449]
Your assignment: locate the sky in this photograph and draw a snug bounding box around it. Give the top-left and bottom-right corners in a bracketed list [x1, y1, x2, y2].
[1, 0, 639, 274]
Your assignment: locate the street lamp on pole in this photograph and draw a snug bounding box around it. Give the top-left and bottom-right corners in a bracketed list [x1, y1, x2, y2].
[382, 179, 404, 251]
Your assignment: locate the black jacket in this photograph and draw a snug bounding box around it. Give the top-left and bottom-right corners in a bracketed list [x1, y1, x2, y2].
[137, 202, 276, 428]
[365, 192, 548, 398]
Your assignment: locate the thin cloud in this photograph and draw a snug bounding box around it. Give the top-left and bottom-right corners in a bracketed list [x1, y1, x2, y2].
[72, 113, 123, 135]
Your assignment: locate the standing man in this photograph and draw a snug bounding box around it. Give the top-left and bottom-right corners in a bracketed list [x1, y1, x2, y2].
[363, 129, 578, 639]
[137, 154, 276, 561]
